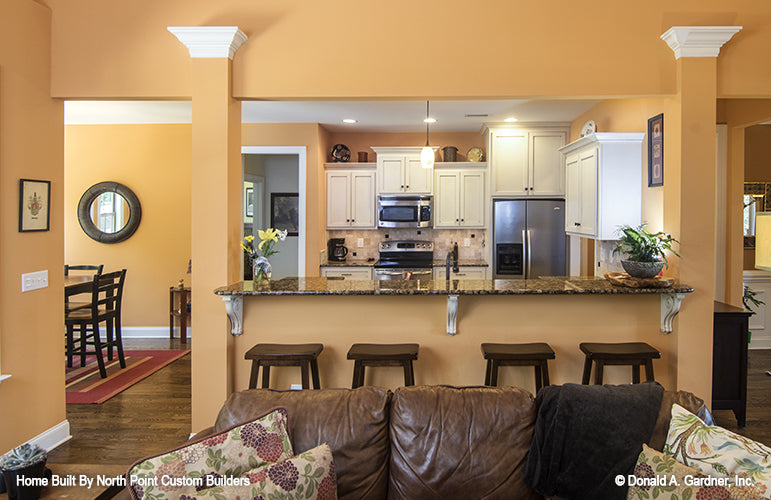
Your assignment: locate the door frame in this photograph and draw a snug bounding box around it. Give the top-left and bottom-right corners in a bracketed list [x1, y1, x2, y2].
[241, 146, 306, 276]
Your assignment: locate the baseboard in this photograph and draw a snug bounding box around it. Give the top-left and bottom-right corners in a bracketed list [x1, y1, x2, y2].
[14, 420, 72, 454]
[94, 326, 190, 339]
[749, 338, 771, 349]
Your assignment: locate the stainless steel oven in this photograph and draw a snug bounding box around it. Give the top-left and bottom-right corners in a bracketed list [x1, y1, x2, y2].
[377, 196, 432, 228]
[374, 241, 434, 280]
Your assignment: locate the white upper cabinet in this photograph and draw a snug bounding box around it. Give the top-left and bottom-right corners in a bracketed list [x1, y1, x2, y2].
[325, 167, 376, 229]
[488, 127, 567, 197]
[372, 147, 434, 194]
[560, 133, 644, 240]
[434, 167, 486, 228]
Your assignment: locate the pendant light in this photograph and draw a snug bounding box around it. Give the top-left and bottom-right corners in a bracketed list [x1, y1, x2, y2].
[420, 100, 435, 169]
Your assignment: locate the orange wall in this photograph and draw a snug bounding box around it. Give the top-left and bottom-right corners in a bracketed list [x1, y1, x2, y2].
[65, 124, 192, 327]
[44, 0, 771, 100]
[0, 0, 66, 453]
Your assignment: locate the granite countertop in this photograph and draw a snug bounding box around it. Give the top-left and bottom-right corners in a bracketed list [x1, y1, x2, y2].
[214, 276, 694, 296]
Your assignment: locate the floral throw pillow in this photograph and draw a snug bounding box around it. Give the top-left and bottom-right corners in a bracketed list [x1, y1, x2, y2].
[663, 404, 770, 499]
[628, 444, 765, 500]
[127, 407, 293, 500]
[194, 443, 338, 500]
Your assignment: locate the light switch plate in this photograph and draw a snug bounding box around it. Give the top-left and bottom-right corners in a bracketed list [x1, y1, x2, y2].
[357, 238, 364, 248]
[464, 238, 471, 247]
[21, 270, 48, 292]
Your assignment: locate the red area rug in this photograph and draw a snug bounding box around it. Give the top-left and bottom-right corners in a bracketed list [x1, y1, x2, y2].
[65, 350, 189, 404]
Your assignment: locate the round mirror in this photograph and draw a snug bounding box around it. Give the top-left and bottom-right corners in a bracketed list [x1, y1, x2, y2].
[78, 182, 141, 243]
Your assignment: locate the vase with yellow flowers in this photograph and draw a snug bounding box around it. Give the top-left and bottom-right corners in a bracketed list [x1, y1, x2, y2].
[242, 228, 287, 282]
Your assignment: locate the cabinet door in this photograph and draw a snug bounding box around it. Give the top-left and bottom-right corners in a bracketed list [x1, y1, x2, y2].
[434, 266, 487, 280]
[531, 131, 566, 196]
[460, 170, 485, 227]
[565, 154, 582, 233]
[380, 157, 405, 193]
[350, 171, 375, 228]
[578, 148, 598, 237]
[326, 171, 351, 228]
[406, 157, 432, 193]
[491, 131, 528, 195]
[434, 170, 460, 227]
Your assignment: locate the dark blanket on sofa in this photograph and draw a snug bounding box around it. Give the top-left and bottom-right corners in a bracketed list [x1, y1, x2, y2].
[524, 382, 664, 500]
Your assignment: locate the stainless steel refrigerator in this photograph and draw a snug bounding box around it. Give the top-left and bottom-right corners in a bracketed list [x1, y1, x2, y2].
[493, 199, 567, 279]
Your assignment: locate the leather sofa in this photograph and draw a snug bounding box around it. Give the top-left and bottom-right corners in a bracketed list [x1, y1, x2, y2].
[115, 384, 711, 500]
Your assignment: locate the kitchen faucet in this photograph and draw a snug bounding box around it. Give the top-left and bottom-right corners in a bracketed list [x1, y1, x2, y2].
[445, 242, 459, 281]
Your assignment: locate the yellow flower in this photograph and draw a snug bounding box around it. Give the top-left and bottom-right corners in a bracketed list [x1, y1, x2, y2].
[245, 235, 255, 242]
[257, 228, 279, 250]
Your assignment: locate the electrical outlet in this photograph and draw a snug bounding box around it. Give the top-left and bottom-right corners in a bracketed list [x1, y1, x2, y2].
[464, 238, 471, 247]
[357, 238, 364, 248]
[290, 384, 302, 390]
[21, 270, 48, 292]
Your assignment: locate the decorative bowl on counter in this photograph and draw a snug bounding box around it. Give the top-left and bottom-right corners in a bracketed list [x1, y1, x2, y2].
[620, 260, 664, 279]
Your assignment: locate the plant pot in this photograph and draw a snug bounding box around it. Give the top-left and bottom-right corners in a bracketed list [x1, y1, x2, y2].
[2, 458, 47, 500]
[621, 260, 664, 279]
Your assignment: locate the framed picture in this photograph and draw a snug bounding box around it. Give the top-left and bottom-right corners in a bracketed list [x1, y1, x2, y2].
[245, 187, 254, 217]
[648, 113, 664, 187]
[19, 179, 51, 232]
[270, 193, 299, 237]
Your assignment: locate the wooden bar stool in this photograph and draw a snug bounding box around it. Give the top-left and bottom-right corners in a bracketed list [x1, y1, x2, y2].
[481, 343, 556, 393]
[244, 343, 323, 390]
[347, 343, 419, 389]
[580, 342, 661, 385]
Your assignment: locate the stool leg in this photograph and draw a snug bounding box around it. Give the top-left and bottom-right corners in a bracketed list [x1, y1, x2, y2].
[352, 360, 363, 389]
[248, 361, 260, 389]
[300, 361, 310, 390]
[534, 364, 543, 393]
[582, 356, 592, 385]
[311, 359, 321, 389]
[542, 361, 550, 387]
[644, 359, 655, 382]
[404, 360, 415, 386]
[262, 365, 271, 389]
[484, 360, 492, 386]
[632, 364, 641, 384]
[490, 360, 500, 386]
[594, 361, 604, 385]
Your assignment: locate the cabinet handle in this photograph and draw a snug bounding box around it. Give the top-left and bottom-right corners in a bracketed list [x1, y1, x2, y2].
[341, 273, 352, 276]
[575, 222, 581, 226]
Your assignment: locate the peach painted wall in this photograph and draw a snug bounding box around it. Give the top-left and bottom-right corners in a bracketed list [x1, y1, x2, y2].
[65, 124, 192, 327]
[0, 0, 66, 453]
[43, 0, 771, 100]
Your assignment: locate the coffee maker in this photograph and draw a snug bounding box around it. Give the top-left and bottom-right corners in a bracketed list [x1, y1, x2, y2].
[327, 238, 348, 262]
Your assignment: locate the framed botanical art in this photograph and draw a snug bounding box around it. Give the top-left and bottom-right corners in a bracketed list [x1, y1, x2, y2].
[19, 178, 51, 232]
[648, 113, 664, 187]
[270, 192, 299, 236]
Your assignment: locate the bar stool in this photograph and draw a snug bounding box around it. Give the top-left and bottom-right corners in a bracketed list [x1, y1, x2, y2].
[481, 343, 555, 393]
[579, 342, 661, 385]
[244, 343, 323, 390]
[347, 343, 419, 389]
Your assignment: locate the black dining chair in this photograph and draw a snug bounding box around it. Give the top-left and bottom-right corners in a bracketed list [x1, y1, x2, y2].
[64, 264, 104, 313]
[65, 269, 127, 378]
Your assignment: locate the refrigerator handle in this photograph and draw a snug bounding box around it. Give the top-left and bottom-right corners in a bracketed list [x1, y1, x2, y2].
[526, 229, 532, 278]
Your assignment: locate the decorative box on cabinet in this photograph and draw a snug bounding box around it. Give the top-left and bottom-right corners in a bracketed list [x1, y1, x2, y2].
[372, 146, 436, 195]
[559, 132, 644, 240]
[325, 167, 376, 229]
[712, 301, 752, 427]
[487, 127, 568, 197]
[434, 167, 486, 228]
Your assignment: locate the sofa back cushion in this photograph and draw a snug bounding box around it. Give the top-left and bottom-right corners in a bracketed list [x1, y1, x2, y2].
[213, 387, 391, 500]
[388, 385, 541, 500]
[648, 390, 714, 451]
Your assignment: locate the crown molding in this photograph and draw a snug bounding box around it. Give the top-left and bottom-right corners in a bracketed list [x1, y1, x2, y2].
[167, 26, 247, 59]
[660, 26, 742, 59]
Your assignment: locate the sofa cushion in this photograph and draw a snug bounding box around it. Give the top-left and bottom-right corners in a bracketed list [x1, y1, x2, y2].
[648, 390, 713, 451]
[213, 387, 391, 500]
[388, 385, 540, 500]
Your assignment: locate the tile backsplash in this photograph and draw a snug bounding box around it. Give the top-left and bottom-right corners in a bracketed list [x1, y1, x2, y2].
[326, 228, 488, 262]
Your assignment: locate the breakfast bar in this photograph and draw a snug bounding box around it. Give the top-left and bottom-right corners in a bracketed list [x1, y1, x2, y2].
[214, 277, 693, 393]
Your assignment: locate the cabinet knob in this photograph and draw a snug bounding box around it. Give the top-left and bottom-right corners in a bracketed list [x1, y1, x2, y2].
[351, 219, 355, 222]
[347, 219, 350, 222]
[401, 185, 404, 188]
[574, 222, 581, 226]
[461, 219, 464, 222]
[406, 185, 409, 188]
[456, 219, 459, 222]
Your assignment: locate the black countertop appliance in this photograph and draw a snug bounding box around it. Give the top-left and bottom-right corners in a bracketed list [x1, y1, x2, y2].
[328, 238, 348, 262]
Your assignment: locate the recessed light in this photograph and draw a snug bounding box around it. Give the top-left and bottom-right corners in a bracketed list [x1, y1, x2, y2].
[342, 118, 357, 124]
[504, 117, 518, 122]
[423, 117, 437, 123]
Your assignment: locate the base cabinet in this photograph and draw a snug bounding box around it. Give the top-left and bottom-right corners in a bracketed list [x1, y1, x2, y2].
[433, 266, 487, 280]
[320, 267, 373, 280]
[712, 301, 752, 427]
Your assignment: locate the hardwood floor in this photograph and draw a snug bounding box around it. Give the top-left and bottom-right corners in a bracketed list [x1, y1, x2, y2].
[48, 338, 192, 466]
[47, 342, 771, 469]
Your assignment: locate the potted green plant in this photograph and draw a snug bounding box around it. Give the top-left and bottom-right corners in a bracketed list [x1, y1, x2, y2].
[0, 444, 48, 500]
[613, 223, 680, 278]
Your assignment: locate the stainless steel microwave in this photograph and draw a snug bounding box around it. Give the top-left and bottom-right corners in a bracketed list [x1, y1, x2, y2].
[377, 195, 432, 228]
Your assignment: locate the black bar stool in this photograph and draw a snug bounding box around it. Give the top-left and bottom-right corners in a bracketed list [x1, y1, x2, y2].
[244, 343, 323, 390]
[481, 343, 555, 393]
[579, 342, 661, 385]
[347, 343, 419, 389]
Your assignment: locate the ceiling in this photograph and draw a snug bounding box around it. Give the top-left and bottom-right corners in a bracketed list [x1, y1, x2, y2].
[65, 99, 600, 132]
